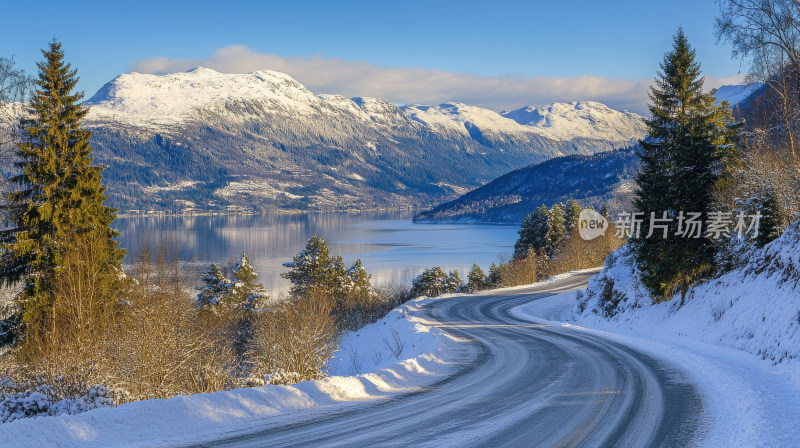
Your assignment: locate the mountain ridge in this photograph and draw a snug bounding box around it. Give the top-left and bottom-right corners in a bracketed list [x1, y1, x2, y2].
[412, 81, 765, 225]
[76, 67, 649, 212]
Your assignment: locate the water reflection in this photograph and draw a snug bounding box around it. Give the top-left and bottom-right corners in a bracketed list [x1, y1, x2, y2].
[112, 211, 518, 295]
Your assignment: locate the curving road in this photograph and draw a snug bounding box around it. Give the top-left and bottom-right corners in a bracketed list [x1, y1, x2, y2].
[190, 272, 704, 448]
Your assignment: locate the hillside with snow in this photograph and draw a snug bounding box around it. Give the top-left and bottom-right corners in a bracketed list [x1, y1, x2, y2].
[575, 223, 800, 365]
[714, 83, 765, 108]
[77, 67, 647, 212]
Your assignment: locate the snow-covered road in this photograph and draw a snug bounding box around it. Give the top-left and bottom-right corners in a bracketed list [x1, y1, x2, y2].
[192, 271, 704, 447]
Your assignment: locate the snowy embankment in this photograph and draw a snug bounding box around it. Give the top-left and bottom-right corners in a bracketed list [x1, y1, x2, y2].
[0, 297, 474, 448]
[511, 223, 800, 447]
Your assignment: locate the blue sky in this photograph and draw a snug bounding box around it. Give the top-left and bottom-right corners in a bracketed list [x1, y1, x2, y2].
[1, 0, 743, 113]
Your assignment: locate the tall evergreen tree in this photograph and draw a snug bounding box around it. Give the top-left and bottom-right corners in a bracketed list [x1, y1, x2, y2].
[282, 235, 335, 297]
[345, 259, 373, 304]
[546, 204, 567, 256]
[754, 187, 782, 247]
[282, 234, 360, 302]
[467, 263, 487, 291]
[633, 29, 738, 304]
[0, 40, 124, 329]
[514, 205, 550, 259]
[564, 198, 583, 235]
[487, 263, 501, 286]
[445, 270, 464, 293]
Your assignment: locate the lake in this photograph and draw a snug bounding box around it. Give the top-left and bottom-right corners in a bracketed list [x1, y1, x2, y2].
[112, 210, 519, 296]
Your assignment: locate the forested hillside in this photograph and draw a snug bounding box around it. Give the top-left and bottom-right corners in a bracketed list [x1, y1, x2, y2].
[414, 148, 640, 224]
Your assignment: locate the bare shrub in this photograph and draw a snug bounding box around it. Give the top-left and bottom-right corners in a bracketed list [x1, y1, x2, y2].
[348, 349, 365, 375]
[12, 240, 239, 405]
[711, 302, 727, 322]
[250, 295, 339, 385]
[495, 253, 541, 287]
[104, 242, 238, 401]
[383, 328, 404, 360]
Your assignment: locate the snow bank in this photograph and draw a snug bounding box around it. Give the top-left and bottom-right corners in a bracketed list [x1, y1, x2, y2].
[0, 297, 472, 448]
[328, 298, 446, 376]
[576, 222, 800, 365]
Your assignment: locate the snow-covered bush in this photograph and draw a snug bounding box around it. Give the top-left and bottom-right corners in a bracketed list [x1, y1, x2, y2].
[0, 381, 113, 424]
[575, 245, 648, 317]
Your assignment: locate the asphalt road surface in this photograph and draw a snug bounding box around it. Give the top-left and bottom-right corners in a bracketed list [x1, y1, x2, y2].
[190, 271, 704, 447]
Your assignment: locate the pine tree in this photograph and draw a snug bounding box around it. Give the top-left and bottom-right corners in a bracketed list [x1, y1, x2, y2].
[546, 204, 567, 256]
[326, 256, 351, 299]
[467, 263, 487, 291]
[487, 263, 501, 286]
[228, 254, 267, 310]
[410, 266, 449, 297]
[514, 205, 550, 259]
[0, 40, 124, 329]
[564, 199, 583, 235]
[196, 263, 230, 308]
[754, 188, 782, 247]
[346, 259, 373, 301]
[599, 203, 611, 220]
[282, 235, 335, 297]
[633, 29, 738, 304]
[445, 270, 464, 293]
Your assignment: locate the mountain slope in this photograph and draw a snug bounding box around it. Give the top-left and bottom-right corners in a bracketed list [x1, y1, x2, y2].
[714, 83, 765, 109]
[80, 68, 646, 212]
[413, 83, 762, 225]
[500, 101, 646, 142]
[413, 148, 641, 224]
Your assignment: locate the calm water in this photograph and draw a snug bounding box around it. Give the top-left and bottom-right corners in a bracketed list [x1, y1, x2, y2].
[112, 210, 518, 295]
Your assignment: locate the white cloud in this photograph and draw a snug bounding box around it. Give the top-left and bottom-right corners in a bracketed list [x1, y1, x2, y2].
[131, 45, 743, 115]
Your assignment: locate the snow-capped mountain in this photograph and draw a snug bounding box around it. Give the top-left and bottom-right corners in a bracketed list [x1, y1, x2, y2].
[79, 67, 648, 212]
[87, 68, 323, 126]
[714, 83, 765, 108]
[500, 101, 647, 142]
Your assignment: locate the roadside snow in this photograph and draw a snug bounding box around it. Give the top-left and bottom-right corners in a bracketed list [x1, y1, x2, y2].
[0, 297, 474, 448]
[511, 224, 800, 447]
[576, 224, 800, 365]
[328, 300, 445, 377]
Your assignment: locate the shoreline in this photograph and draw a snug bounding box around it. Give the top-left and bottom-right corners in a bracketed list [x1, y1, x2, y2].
[116, 206, 423, 219]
